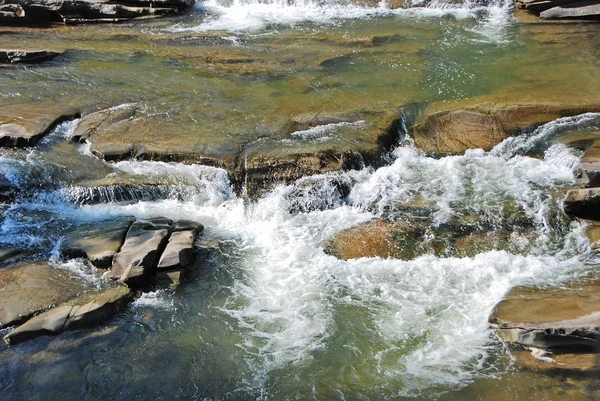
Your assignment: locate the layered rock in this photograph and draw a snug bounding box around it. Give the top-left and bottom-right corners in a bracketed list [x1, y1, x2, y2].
[0, 107, 80, 147]
[0, 261, 87, 328]
[516, 0, 600, 20]
[491, 281, 600, 367]
[563, 188, 600, 220]
[61, 216, 136, 268]
[411, 104, 600, 156]
[0, 0, 195, 26]
[3, 286, 132, 345]
[155, 220, 203, 287]
[110, 217, 172, 286]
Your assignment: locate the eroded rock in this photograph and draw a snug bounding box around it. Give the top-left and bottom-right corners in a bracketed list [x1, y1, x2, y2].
[0, 106, 80, 147]
[156, 220, 203, 271]
[3, 286, 132, 345]
[491, 281, 600, 354]
[563, 188, 600, 220]
[61, 216, 136, 268]
[0, 261, 87, 328]
[110, 217, 172, 286]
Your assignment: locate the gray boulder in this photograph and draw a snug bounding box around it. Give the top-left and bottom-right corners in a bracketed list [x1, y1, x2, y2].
[0, 262, 87, 328]
[61, 216, 135, 268]
[156, 220, 203, 271]
[3, 286, 132, 345]
[110, 218, 172, 286]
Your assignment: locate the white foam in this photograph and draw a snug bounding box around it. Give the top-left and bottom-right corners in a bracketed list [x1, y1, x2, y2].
[170, 0, 493, 33]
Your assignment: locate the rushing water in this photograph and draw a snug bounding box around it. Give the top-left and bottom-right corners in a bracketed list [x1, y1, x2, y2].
[2, 0, 600, 400]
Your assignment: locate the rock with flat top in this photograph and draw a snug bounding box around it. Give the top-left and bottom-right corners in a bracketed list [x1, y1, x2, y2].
[541, 0, 600, 19]
[0, 261, 87, 328]
[61, 216, 135, 268]
[3, 286, 132, 345]
[156, 221, 203, 271]
[111, 218, 172, 286]
[563, 188, 600, 220]
[491, 281, 600, 353]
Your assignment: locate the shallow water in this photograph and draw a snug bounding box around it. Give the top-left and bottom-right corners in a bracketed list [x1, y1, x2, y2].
[2, 1, 600, 400]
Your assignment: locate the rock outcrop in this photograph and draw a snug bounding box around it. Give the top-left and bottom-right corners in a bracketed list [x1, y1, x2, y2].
[110, 218, 172, 286]
[0, 107, 80, 147]
[411, 104, 600, 156]
[0, 261, 87, 328]
[563, 188, 600, 220]
[3, 286, 132, 345]
[491, 281, 600, 368]
[61, 216, 136, 268]
[516, 0, 600, 20]
[0, 0, 195, 25]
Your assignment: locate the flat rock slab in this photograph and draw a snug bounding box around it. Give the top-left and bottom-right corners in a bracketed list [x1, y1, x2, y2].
[491, 281, 600, 353]
[111, 217, 172, 286]
[61, 216, 136, 268]
[0, 106, 80, 147]
[0, 261, 88, 328]
[411, 104, 600, 156]
[3, 285, 132, 345]
[156, 220, 203, 271]
[563, 188, 600, 220]
[0, 49, 62, 64]
[541, 0, 600, 19]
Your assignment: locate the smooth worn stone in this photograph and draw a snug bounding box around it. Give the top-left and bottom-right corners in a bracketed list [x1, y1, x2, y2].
[111, 218, 172, 286]
[61, 216, 136, 268]
[3, 286, 132, 345]
[491, 281, 600, 353]
[156, 230, 198, 271]
[511, 349, 600, 373]
[541, 1, 600, 19]
[585, 220, 600, 250]
[0, 49, 62, 64]
[0, 261, 87, 328]
[563, 188, 600, 220]
[0, 106, 80, 147]
[411, 104, 600, 156]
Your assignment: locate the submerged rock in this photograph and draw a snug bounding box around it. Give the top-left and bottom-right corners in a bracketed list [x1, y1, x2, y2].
[3, 286, 132, 345]
[0, 49, 62, 64]
[0, 261, 88, 328]
[61, 216, 136, 268]
[111, 218, 172, 286]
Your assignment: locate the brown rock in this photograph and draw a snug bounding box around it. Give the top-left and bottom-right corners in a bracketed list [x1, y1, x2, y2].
[155, 269, 184, 288]
[0, 106, 80, 147]
[3, 286, 132, 345]
[412, 105, 600, 156]
[491, 281, 600, 353]
[563, 188, 600, 220]
[111, 218, 172, 286]
[61, 216, 136, 268]
[0, 261, 87, 328]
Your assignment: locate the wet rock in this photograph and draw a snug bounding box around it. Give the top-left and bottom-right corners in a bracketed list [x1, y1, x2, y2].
[3, 286, 132, 345]
[0, 0, 195, 26]
[0, 247, 32, 266]
[155, 269, 184, 288]
[157, 221, 203, 271]
[540, 1, 600, 19]
[61, 216, 136, 268]
[510, 349, 600, 373]
[563, 188, 600, 220]
[71, 104, 138, 143]
[491, 281, 600, 354]
[0, 4, 25, 24]
[110, 218, 172, 286]
[0, 49, 62, 64]
[454, 231, 537, 258]
[0, 261, 87, 328]
[585, 220, 600, 250]
[323, 219, 451, 260]
[412, 105, 600, 156]
[0, 107, 80, 147]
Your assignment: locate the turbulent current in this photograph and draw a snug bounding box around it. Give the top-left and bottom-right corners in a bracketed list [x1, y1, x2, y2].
[1, 0, 600, 399]
[2, 109, 600, 399]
